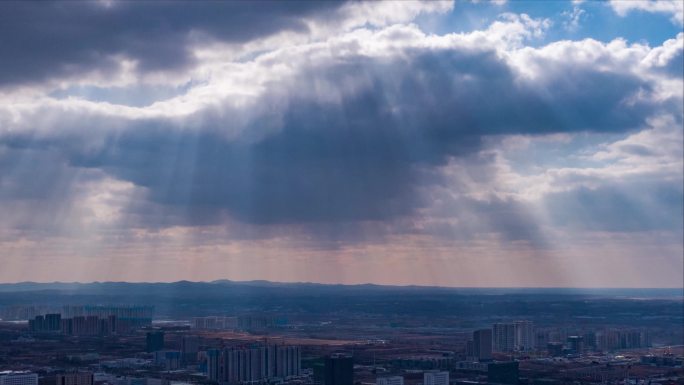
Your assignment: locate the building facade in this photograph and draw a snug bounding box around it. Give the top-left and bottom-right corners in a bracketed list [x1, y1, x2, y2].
[181, 335, 201, 364]
[0, 372, 38, 385]
[376, 376, 403, 385]
[207, 345, 301, 384]
[488, 362, 519, 385]
[323, 355, 353, 385]
[146, 331, 165, 353]
[423, 371, 448, 385]
[514, 321, 534, 352]
[473, 329, 493, 361]
[55, 372, 93, 385]
[493, 323, 516, 353]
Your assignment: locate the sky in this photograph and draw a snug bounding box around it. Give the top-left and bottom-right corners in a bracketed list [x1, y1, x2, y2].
[0, 0, 682, 288]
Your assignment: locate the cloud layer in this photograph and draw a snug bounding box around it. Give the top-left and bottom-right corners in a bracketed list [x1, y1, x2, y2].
[0, 1, 681, 287]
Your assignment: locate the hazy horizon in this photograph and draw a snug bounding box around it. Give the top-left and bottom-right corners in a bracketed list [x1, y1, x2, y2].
[0, 279, 682, 291]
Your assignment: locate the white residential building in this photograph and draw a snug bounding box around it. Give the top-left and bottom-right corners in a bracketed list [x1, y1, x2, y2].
[423, 370, 448, 385]
[0, 372, 38, 385]
[514, 320, 535, 352]
[377, 376, 404, 385]
[493, 323, 516, 352]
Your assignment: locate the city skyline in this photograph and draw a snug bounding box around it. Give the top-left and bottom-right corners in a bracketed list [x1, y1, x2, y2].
[0, 0, 682, 288]
[0, 279, 682, 383]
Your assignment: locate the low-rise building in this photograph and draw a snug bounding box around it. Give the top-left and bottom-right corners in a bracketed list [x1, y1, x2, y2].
[0, 372, 38, 385]
[376, 376, 403, 385]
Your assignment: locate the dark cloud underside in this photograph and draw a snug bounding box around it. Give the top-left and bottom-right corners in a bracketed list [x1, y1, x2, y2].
[3, 45, 674, 231]
[0, 1, 343, 87]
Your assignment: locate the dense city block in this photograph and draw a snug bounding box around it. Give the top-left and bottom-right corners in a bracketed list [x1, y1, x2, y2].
[0, 282, 682, 385]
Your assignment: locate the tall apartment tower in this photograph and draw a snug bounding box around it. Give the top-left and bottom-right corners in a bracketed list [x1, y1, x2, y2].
[146, 331, 165, 353]
[493, 323, 516, 352]
[223, 347, 267, 383]
[206, 349, 221, 381]
[206, 345, 301, 383]
[567, 335, 584, 355]
[44, 314, 62, 331]
[323, 354, 353, 385]
[181, 335, 201, 365]
[55, 372, 93, 385]
[473, 329, 493, 361]
[514, 320, 534, 352]
[267, 345, 301, 378]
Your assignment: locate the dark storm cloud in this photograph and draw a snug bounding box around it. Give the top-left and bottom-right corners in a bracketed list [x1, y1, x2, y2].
[0, 31, 680, 246]
[69, 121, 426, 226]
[366, 48, 662, 136]
[0, 0, 343, 87]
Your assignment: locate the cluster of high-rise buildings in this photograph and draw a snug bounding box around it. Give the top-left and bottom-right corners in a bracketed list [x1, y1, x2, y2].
[534, 328, 650, 352]
[596, 329, 651, 351]
[27, 306, 153, 336]
[55, 372, 94, 385]
[27, 314, 62, 333]
[0, 306, 54, 321]
[492, 321, 534, 353]
[60, 315, 119, 336]
[144, 332, 203, 370]
[191, 315, 287, 331]
[466, 323, 524, 361]
[207, 345, 301, 384]
[192, 317, 238, 330]
[465, 321, 651, 359]
[60, 305, 153, 319]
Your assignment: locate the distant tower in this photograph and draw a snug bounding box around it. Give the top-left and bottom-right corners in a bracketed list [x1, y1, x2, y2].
[547, 342, 564, 357]
[44, 314, 61, 332]
[567, 335, 584, 355]
[473, 329, 493, 361]
[493, 323, 516, 352]
[56, 372, 94, 385]
[145, 331, 164, 352]
[514, 320, 534, 352]
[324, 354, 353, 385]
[181, 335, 201, 365]
[206, 349, 221, 381]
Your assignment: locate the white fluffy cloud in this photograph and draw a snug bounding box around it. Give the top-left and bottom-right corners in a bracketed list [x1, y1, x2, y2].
[610, 0, 684, 25]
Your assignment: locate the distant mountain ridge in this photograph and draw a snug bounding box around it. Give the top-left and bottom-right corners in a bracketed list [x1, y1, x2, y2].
[0, 280, 681, 320]
[0, 280, 680, 297]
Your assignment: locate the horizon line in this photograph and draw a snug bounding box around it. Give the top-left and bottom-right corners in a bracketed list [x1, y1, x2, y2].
[0, 279, 682, 291]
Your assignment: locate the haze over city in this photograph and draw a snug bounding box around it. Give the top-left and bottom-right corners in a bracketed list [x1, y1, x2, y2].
[0, 0, 682, 288]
